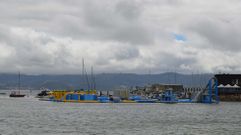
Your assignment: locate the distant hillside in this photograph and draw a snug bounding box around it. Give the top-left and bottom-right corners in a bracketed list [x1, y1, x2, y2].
[0, 73, 213, 90]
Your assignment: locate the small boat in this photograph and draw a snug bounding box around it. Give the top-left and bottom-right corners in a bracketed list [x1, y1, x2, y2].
[36, 89, 50, 98]
[9, 72, 25, 98]
[0, 92, 6, 95]
[9, 91, 25, 97]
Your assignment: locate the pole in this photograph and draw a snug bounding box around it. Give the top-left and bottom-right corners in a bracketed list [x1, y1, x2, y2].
[174, 69, 177, 84]
[82, 58, 85, 90]
[191, 72, 193, 87]
[91, 66, 93, 90]
[18, 72, 20, 94]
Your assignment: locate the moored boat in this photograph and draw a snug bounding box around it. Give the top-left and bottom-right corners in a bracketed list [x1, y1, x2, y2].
[9, 91, 25, 97]
[36, 89, 50, 98]
[9, 72, 25, 98]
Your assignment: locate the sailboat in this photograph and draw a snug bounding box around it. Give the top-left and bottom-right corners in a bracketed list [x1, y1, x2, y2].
[9, 72, 26, 97]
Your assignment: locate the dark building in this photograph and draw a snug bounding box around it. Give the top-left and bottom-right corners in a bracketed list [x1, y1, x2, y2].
[215, 74, 241, 86]
[215, 74, 241, 101]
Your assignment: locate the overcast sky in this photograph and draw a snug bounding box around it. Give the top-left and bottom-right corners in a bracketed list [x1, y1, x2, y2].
[0, 0, 241, 75]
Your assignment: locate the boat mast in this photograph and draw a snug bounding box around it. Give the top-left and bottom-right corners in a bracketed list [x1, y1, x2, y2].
[82, 58, 84, 90]
[18, 71, 20, 93]
[85, 69, 90, 91]
[93, 67, 96, 90]
[82, 58, 90, 91]
[91, 66, 96, 90]
[174, 68, 177, 84]
[82, 58, 85, 80]
[91, 66, 93, 90]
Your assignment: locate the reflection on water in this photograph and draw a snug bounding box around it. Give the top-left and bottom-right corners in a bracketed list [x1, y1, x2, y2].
[0, 93, 241, 135]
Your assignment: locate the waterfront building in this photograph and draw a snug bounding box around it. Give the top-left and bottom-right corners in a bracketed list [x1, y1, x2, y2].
[215, 74, 241, 101]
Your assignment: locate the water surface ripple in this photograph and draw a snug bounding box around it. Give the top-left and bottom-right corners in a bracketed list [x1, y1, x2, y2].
[1, 97, 241, 135]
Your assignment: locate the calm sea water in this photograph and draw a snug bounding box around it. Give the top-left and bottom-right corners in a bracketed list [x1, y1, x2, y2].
[1, 93, 241, 135]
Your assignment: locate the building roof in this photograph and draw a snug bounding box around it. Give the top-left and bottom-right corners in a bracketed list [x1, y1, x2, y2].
[218, 84, 240, 88]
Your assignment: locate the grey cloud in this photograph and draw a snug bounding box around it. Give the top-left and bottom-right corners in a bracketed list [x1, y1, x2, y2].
[81, 1, 153, 45]
[0, 27, 72, 73]
[0, 0, 241, 74]
[13, 0, 154, 45]
[155, 52, 197, 72]
[115, 1, 141, 20]
[114, 46, 140, 60]
[189, 18, 241, 51]
[212, 65, 241, 73]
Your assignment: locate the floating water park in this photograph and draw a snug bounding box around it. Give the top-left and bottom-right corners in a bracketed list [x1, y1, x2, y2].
[38, 77, 219, 104]
[33, 59, 221, 104]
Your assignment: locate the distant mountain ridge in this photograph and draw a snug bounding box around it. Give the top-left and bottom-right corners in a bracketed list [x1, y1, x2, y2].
[0, 73, 213, 90]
